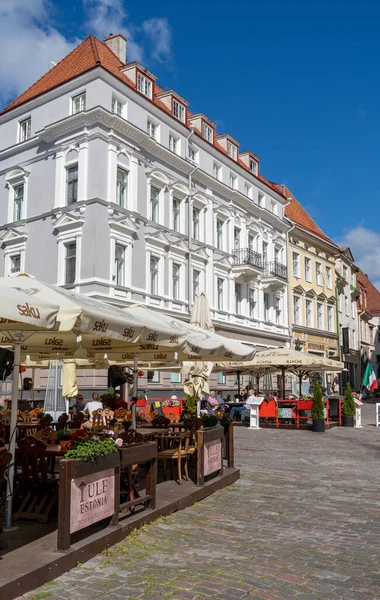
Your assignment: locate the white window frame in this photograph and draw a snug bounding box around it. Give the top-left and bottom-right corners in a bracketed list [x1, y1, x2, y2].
[316, 262, 322, 286]
[188, 144, 199, 163]
[235, 282, 242, 315]
[150, 185, 160, 223]
[172, 196, 181, 232]
[264, 292, 270, 321]
[112, 95, 125, 117]
[114, 243, 126, 287]
[275, 295, 281, 325]
[172, 99, 185, 122]
[250, 160, 257, 175]
[193, 207, 200, 240]
[351, 300, 356, 319]
[317, 302, 324, 329]
[18, 117, 31, 142]
[213, 162, 222, 181]
[202, 122, 213, 142]
[147, 370, 160, 383]
[326, 266, 332, 289]
[229, 172, 237, 189]
[137, 73, 152, 98]
[169, 133, 180, 155]
[227, 141, 237, 160]
[147, 119, 159, 141]
[216, 219, 224, 250]
[234, 227, 241, 251]
[258, 191, 265, 207]
[292, 252, 300, 278]
[170, 372, 182, 384]
[217, 372, 226, 385]
[249, 287, 256, 317]
[116, 166, 129, 209]
[71, 92, 86, 114]
[172, 262, 181, 301]
[305, 257, 312, 282]
[293, 295, 301, 325]
[150, 255, 160, 296]
[64, 241, 77, 286]
[306, 299, 313, 328]
[2, 230, 27, 277]
[345, 295, 349, 316]
[66, 163, 79, 205]
[327, 305, 333, 332]
[244, 183, 252, 198]
[193, 268, 201, 297]
[217, 277, 224, 311]
[13, 183, 24, 222]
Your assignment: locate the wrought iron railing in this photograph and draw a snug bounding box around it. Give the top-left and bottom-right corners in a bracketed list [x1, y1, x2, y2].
[264, 261, 288, 281]
[232, 248, 263, 269]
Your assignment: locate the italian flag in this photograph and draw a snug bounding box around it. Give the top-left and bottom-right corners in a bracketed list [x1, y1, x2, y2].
[362, 362, 378, 391]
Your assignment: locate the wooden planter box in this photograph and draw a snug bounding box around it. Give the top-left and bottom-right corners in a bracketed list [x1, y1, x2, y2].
[57, 452, 120, 551]
[196, 426, 224, 486]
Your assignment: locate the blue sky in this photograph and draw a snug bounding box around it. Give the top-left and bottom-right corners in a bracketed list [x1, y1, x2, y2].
[1, 0, 380, 283]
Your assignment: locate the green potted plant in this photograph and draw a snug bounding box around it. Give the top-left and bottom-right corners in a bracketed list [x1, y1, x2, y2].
[342, 382, 355, 427]
[311, 381, 325, 432]
[65, 430, 120, 462]
[201, 414, 218, 428]
[180, 395, 197, 421]
[56, 429, 73, 450]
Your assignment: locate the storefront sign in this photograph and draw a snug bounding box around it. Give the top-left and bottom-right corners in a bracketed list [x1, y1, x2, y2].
[70, 468, 115, 533]
[308, 343, 325, 351]
[203, 440, 222, 476]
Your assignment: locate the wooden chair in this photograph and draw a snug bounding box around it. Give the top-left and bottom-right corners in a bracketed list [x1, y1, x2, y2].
[118, 429, 144, 512]
[157, 431, 190, 484]
[114, 408, 130, 421]
[151, 416, 171, 428]
[14, 436, 58, 523]
[71, 411, 85, 429]
[92, 409, 104, 428]
[57, 413, 69, 430]
[40, 414, 54, 429]
[102, 408, 114, 426]
[36, 426, 57, 445]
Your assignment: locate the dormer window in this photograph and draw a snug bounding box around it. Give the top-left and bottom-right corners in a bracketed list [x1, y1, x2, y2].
[173, 99, 185, 122]
[250, 160, 258, 175]
[137, 73, 152, 98]
[227, 141, 237, 160]
[202, 122, 213, 143]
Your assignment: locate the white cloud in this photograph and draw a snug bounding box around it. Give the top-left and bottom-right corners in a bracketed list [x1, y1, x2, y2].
[336, 226, 380, 289]
[0, 0, 78, 106]
[0, 0, 172, 109]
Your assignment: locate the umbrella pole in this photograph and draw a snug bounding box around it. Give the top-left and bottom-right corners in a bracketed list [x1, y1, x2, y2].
[299, 373, 302, 397]
[4, 342, 21, 530]
[282, 368, 286, 400]
[132, 355, 138, 430]
[237, 371, 240, 400]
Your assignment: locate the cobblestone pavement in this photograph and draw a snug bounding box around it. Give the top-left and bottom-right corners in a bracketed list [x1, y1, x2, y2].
[21, 404, 380, 600]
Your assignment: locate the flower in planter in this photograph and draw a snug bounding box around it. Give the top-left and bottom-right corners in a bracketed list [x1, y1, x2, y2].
[115, 438, 123, 447]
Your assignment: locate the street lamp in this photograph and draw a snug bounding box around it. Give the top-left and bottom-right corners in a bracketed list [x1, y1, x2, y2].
[294, 338, 303, 351]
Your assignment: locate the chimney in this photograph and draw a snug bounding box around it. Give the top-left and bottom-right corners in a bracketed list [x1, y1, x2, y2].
[104, 33, 127, 64]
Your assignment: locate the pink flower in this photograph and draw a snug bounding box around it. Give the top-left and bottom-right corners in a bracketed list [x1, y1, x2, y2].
[115, 438, 123, 447]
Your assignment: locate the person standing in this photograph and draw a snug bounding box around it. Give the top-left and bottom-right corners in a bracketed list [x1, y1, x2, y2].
[85, 392, 103, 422]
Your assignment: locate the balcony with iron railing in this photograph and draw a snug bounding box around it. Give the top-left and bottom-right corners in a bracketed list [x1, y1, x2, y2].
[232, 248, 264, 269]
[263, 260, 288, 282]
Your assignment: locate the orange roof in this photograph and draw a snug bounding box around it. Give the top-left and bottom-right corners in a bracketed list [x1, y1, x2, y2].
[2, 34, 284, 198]
[358, 269, 380, 315]
[278, 185, 339, 248]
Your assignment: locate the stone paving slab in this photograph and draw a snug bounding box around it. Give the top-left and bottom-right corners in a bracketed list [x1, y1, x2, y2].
[19, 403, 380, 600]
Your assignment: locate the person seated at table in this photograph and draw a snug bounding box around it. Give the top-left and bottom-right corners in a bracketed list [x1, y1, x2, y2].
[207, 391, 219, 414]
[230, 389, 254, 420]
[84, 392, 103, 422]
[72, 394, 85, 414]
[216, 390, 224, 405]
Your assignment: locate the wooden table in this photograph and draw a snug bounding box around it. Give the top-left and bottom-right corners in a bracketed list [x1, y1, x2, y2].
[137, 428, 169, 439]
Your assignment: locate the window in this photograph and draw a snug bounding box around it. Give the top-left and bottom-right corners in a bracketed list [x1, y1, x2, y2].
[292, 252, 300, 278]
[248, 234, 255, 251]
[115, 244, 125, 286]
[173, 99, 185, 122]
[235, 283, 241, 315]
[305, 257, 311, 282]
[216, 219, 223, 250]
[293, 296, 300, 325]
[137, 73, 152, 98]
[217, 372, 226, 385]
[352, 300, 356, 319]
[193, 269, 200, 296]
[65, 242, 76, 285]
[316, 262, 322, 286]
[271, 200, 277, 214]
[112, 96, 124, 116]
[202, 122, 213, 142]
[343, 266, 348, 281]
[344, 295, 349, 315]
[188, 145, 198, 163]
[169, 133, 179, 154]
[250, 160, 257, 175]
[234, 228, 240, 250]
[150, 186, 160, 223]
[147, 120, 158, 140]
[193, 208, 200, 240]
[13, 184, 24, 221]
[352, 328, 356, 348]
[72, 92, 86, 114]
[147, 370, 159, 383]
[327, 305, 333, 331]
[150, 256, 159, 295]
[170, 372, 181, 383]
[262, 241, 268, 263]
[116, 167, 128, 208]
[172, 197, 181, 232]
[229, 173, 237, 189]
[258, 191, 264, 207]
[306, 299, 313, 328]
[317, 303, 323, 329]
[227, 141, 237, 160]
[10, 254, 21, 274]
[275, 296, 281, 324]
[351, 272, 356, 287]
[66, 165, 78, 205]
[172, 263, 180, 300]
[244, 183, 252, 198]
[217, 277, 224, 311]
[19, 118, 31, 142]
[326, 266, 332, 289]
[249, 287, 256, 316]
[264, 292, 270, 321]
[213, 162, 221, 180]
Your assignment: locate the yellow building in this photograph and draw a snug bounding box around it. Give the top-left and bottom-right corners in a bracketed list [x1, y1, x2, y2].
[281, 187, 340, 385]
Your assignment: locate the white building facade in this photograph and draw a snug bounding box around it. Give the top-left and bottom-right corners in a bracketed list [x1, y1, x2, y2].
[0, 34, 291, 395]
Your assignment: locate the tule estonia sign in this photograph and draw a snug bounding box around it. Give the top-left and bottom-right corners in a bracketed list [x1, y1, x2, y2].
[203, 439, 222, 476]
[70, 468, 115, 533]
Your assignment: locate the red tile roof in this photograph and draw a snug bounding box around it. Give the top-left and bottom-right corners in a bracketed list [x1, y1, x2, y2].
[358, 269, 380, 316]
[2, 34, 284, 198]
[277, 185, 340, 249]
